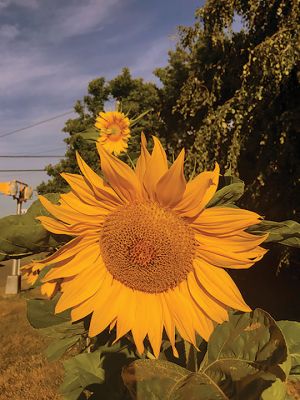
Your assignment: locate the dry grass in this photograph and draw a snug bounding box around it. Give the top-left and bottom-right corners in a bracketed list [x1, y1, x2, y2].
[0, 292, 64, 400]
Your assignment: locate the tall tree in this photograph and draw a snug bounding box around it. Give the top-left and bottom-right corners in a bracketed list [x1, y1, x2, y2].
[155, 0, 299, 222]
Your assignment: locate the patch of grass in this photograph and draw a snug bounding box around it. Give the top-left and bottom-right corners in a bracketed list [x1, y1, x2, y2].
[0, 292, 64, 399]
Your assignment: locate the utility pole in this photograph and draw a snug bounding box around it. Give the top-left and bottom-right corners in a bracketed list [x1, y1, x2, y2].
[3, 181, 32, 295]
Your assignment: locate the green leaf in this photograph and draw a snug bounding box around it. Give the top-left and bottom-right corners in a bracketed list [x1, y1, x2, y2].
[76, 126, 99, 142]
[277, 321, 300, 375]
[27, 296, 71, 328]
[60, 351, 105, 400]
[203, 309, 288, 371]
[207, 182, 245, 208]
[169, 371, 228, 400]
[45, 335, 80, 362]
[0, 193, 71, 260]
[121, 359, 190, 400]
[247, 220, 300, 248]
[200, 309, 290, 399]
[261, 378, 287, 400]
[204, 359, 276, 400]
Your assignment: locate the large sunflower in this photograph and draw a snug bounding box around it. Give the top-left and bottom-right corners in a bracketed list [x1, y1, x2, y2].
[95, 111, 130, 155]
[37, 135, 267, 358]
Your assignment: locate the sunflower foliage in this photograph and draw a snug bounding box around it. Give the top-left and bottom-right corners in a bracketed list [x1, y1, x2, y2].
[27, 296, 300, 399]
[22, 135, 300, 399]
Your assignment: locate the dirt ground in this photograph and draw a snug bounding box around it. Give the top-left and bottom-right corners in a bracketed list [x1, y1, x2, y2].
[0, 259, 64, 400]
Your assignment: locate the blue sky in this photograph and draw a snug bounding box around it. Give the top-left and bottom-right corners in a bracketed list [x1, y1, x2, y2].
[0, 0, 204, 216]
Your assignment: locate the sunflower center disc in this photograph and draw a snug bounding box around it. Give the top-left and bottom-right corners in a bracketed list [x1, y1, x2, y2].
[99, 201, 196, 293]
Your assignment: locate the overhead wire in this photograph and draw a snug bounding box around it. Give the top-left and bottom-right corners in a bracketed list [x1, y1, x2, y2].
[0, 110, 74, 138]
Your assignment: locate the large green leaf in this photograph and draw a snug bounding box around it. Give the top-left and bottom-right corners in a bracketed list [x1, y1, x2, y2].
[206, 182, 245, 208]
[27, 296, 71, 328]
[122, 359, 190, 400]
[247, 220, 300, 248]
[277, 321, 300, 375]
[41, 321, 85, 362]
[0, 193, 71, 260]
[200, 309, 290, 399]
[60, 351, 105, 400]
[45, 335, 81, 362]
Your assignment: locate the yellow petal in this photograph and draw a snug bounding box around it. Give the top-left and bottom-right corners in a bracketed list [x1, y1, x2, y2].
[60, 192, 109, 216]
[146, 294, 163, 358]
[193, 258, 251, 312]
[191, 207, 262, 236]
[131, 291, 149, 355]
[97, 143, 142, 203]
[43, 242, 101, 280]
[114, 287, 136, 343]
[173, 163, 219, 219]
[41, 282, 57, 298]
[178, 280, 215, 341]
[156, 149, 186, 207]
[160, 294, 178, 357]
[187, 272, 228, 324]
[143, 136, 168, 201]
[39, 196, 81, 224]
[163, 287, 196, 346]
[195, 231, 268, 252]
[88, 278, 122, 337]
[37, 216, 74, 235]
[61, 173, 102, 207]
[135, 132, 151, 184]
[55, 263, 104, 313]
[76, 152, 123, 208]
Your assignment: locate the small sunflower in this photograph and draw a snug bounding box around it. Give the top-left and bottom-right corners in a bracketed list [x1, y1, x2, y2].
[95, 111, 131, 155]
[37, 135, 267, 358]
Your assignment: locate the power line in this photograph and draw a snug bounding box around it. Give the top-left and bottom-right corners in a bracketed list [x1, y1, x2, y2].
[0, 169, 45, 172]
[0, 155, 65, 158]
[0, 110, 74, 139]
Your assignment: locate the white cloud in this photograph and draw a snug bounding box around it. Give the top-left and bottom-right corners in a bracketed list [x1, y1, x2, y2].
[0, 24, 19, 40]
[48, 0, 122, 40]
[129, 36, 175, 82]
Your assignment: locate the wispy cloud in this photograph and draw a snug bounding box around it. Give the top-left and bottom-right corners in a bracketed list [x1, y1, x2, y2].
[0, 0, 39, 9]
[47, 0, 123, 41]
[0, 24, 19, 40]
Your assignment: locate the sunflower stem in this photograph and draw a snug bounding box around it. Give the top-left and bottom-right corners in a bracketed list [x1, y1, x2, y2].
[127, 153, 136, 169]
[146, 350, 156, 360]
[184, 340, 198, 372]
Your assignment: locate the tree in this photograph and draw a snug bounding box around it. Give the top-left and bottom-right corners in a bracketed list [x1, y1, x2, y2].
[37, 69, 161, 194]
[155, 0, 299, 222]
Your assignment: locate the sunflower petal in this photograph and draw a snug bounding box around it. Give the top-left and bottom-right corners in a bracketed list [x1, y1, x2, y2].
[97, 143, 142, 202]
[43, 243, 101, 280]
[143, 136, 168, 201]
[156, 149, 186, 207]
[187, 272, 228, 324]
[55, 263, 105, 313]
[61, 173, 101, 207]
[114, 287, 136, 343]
[163, 287, 196, 346]
[146, 294, 163, 358]
[135, 132, 151, 184]
[76, 152, 122, 207]
[160, 294, 178, 357]
[131, 291, 149, 355]
[192, 207, 262, 236]
[89, 279, 122, 337]
[193, 259, 251, 312]
[173, 163, 219, 218]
